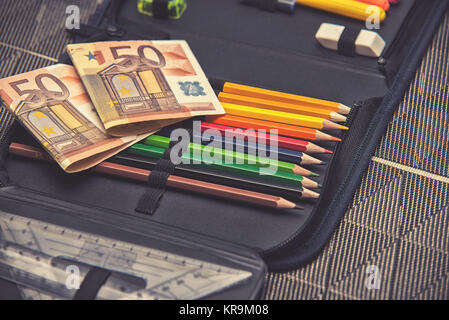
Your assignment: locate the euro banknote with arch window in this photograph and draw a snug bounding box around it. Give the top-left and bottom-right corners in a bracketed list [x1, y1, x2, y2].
[0, 64, 155, 173]
[67, 40, 225, 137]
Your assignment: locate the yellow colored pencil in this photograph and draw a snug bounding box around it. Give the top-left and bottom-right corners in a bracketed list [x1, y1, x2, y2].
[296, 0, 386, 22]
[218, 92, 347, 122]
[222, 102, 349, 131]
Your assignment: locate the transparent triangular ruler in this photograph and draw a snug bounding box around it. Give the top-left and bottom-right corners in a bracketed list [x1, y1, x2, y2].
[0, 210, 252, 300]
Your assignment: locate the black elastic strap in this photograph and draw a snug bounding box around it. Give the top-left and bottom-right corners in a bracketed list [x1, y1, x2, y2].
[135, 140, 179, 215]
[73, 267, 111, 300]
[153, 0, 170, 19]
[337, 27, 361, 57]
[135, 170, 170, 215]
[240, 0, 277, 12]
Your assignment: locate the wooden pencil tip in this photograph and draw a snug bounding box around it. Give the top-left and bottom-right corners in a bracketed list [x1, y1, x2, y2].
[301, 188, 320, 199]
[323, 119, 345, 131]
[338, 104, 352, 115]
[301, 153, 324, 165]
[331, 112, 347, 123]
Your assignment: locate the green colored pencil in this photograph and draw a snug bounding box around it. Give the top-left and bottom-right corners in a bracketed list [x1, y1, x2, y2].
[143, 135, 319, 178]
[128, 143, 321, 189]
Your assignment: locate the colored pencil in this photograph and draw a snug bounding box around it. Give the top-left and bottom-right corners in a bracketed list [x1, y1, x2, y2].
[143, 135, 316, 177]
[221, 102, 349, 131]
[200, 122, 333, 154]
[193, 131, 324, 166]
[129, 144, 321, 189]
[217, 81, 351, 114]
[9, 143, 304, 211]
[355, 0, 389, 11]
[295, 0, 386, 22]
[218, 92, 347, 122]
[205, 115, 341, 142]
[114, 153, 320, 200]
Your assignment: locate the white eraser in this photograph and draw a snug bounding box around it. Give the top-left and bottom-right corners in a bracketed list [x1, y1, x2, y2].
[315, 23, 386, 58]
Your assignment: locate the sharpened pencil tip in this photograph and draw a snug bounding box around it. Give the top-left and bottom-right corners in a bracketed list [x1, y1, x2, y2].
[338, 104, 351, 115]
[294, 205, 304, 210]
[318, 184, 323, 188]
[339, 125, 349, 130]
[310, 171, 320, 178]
[324, 149, 333, 154]
[320, 160, 327, 165]
[331, 136, 342, 142]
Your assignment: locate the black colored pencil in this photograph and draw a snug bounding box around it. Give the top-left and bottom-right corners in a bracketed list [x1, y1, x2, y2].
[114, 152, 319, 200]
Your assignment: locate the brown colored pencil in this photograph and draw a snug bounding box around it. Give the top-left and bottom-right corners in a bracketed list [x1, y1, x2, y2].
[9, 143, 303, 211]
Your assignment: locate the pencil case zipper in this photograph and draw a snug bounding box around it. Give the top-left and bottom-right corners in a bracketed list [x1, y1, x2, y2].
[378, 0, 426, 73]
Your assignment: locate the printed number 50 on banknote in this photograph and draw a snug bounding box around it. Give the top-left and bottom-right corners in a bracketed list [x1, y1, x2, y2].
[67, 40, 224, 137]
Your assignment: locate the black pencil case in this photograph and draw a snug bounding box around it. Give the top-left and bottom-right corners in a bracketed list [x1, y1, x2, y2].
[1, 0, 448, 299]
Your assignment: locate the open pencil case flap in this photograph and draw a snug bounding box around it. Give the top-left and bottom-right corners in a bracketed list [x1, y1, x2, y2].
[1, 0, 448, 276]
[0, 184, 266, 300]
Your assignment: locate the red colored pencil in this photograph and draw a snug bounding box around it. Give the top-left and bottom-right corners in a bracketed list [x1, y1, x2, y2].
[200, 122, 332, 154]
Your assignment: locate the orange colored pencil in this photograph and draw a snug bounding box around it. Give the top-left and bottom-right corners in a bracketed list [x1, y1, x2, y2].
[221, 82, 351, 114]
[218, 92, 347, 122]
[355, 0, 389, 11]
[206, 114, 341, 142]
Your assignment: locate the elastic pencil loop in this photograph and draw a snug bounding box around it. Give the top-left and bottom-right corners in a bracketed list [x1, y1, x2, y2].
[153, 158, 176, 175]
[136, 168, 172, 215]
[153, 0, 170, 19]
[73, 267, 111, 300]
[135, 143, 178, 215]
[240, 0, 277, 12]
[337, 27, 361, 57]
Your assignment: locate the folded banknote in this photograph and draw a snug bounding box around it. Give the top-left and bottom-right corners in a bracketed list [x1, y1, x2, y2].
[67, 40, 225, 136]
[0, 64, 155, 173]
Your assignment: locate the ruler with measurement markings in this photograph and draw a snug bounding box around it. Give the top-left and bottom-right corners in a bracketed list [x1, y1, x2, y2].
[0, 211, 252, 300]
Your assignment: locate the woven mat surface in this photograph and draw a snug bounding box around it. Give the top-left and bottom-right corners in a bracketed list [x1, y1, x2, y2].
[266, 14, 449, 300]
[1, 0, 448, 300]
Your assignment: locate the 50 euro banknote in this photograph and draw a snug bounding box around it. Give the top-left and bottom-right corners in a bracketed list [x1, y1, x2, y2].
[0, 64, 156, 173]
[67, 40, 225, 137]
